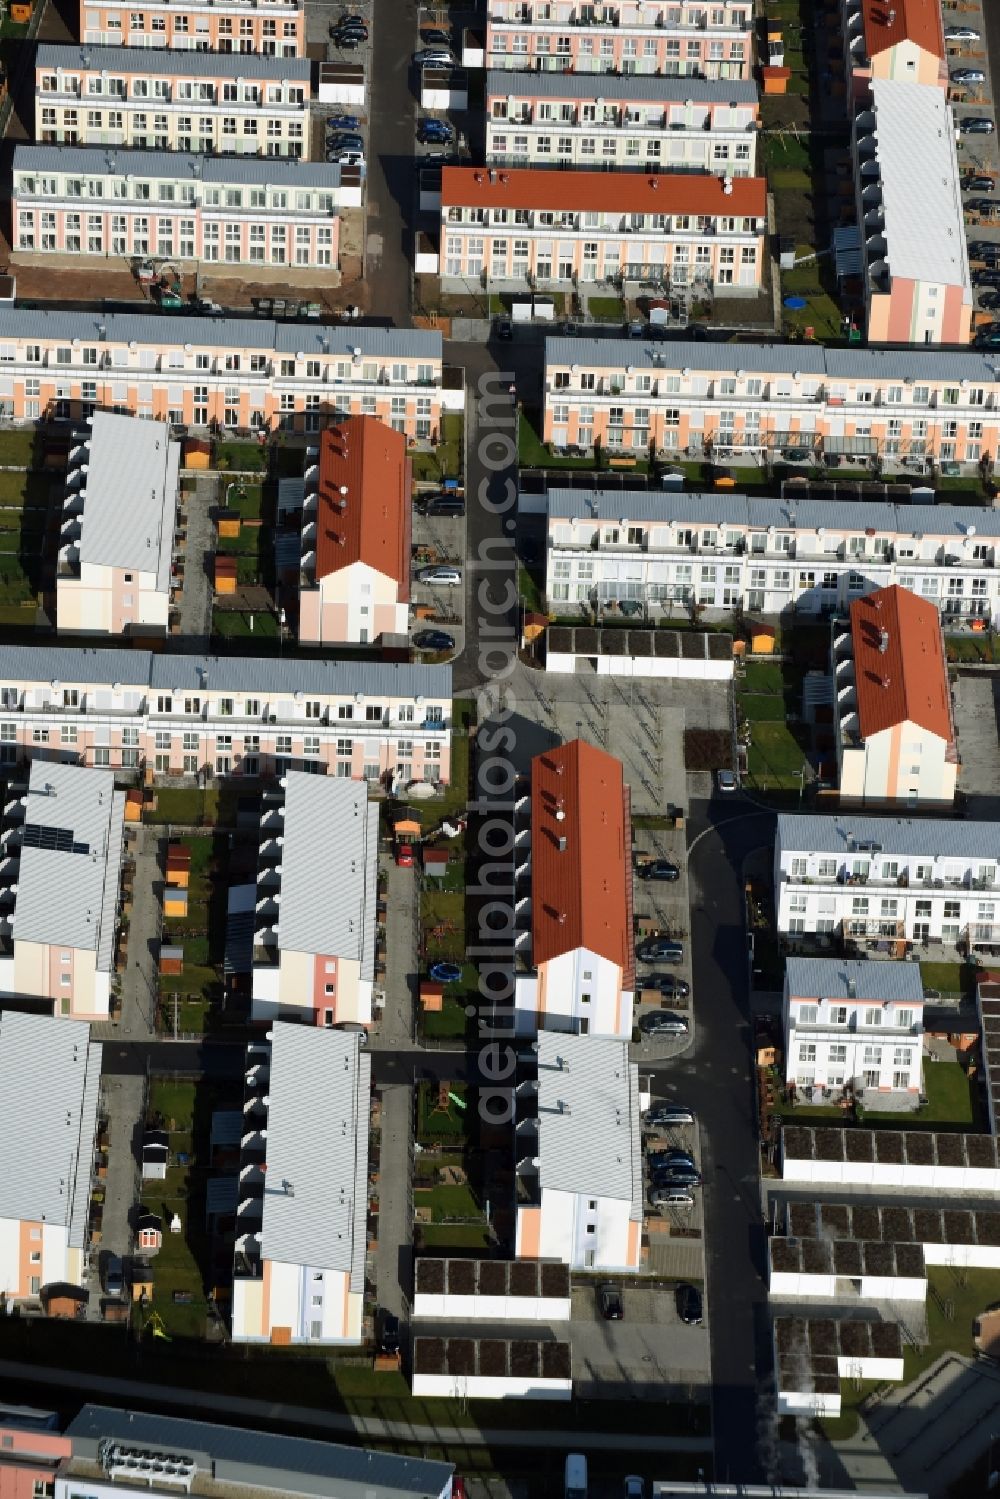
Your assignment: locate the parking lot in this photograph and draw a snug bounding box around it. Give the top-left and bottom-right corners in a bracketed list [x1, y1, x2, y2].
[567, 1281, 710, 1401]
[411, 499, 467, 659]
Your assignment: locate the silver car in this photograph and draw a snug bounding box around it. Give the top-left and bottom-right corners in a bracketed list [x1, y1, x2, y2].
[418, 564, 462, 586]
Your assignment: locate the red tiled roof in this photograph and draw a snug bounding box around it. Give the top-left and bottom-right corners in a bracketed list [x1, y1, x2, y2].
[850, 585, 952, 743]
[861, 0, 943, 60]
[441, 166, 766, 217]
[531, 739, 634, 989]
[315, 417, 411, 594]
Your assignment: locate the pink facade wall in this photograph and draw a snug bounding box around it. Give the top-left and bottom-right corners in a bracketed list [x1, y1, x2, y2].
[312, 952, 339, 1023]
[81, 3, 305, 54]
[487, 23, 749, 77]
[12, 200, 339, 270]
[442, 226, 763, 288]
[0, 1426, 70, 1499]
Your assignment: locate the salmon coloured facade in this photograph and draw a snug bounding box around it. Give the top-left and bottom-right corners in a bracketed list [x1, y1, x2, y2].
[81, 0, 305, 55]
[0, 311, 452, 440]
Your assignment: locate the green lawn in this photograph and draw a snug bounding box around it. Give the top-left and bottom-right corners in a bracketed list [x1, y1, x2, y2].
[213, 608, 279, 639]
[411, 413, 464, 483]
[0, 471, 49, 506]
[519, 564, 544, 613]
[919, 961, 973, 998]
[147, 788, 215, 827]
[422, 997, 469, 1040]
[416, 1183, 483, 1222]
[422, 888, 465, 963]
[416, 1080, 470, 1140]
[223, 481, 264, 521]
[518, 411, 595, 470]
[587, 295, 624, 322]
[0, 430, 38, 467]
[745, 721, 810, 791]
[418, 1223, 492, 1250]
[921, 1060, 976, 1127]
[741, 661, 784, 695]
[215, 440, 267, 473]
[779, 251, 845, 341]
[738, 693, 787, 722]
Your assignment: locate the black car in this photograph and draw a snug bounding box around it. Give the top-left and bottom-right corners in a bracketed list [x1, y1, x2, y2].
[413, 629, 455, 652]
[649, 1149, 695, 1169]
[494, 315, 513, 340]
[980, 290, 1000, 310]
[637, 937, 684, 963]
[975, 269, 1000, 286]
[598, 1283, 624, 1321]
[641, 974, 690, 999]
[651, 1165, 702, 1189]
[422, 26, 451, 45]
[636, 859, 680, 882]
[675, 1283, 703, 1326]
[377, 1309, 400, 1354]
[639, 1010, 688, 1037]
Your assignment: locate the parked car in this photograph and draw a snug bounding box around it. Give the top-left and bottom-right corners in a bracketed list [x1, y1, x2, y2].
[413, 46, 453, 65]
[966, 199, 1000, 216]
[639, 1010, 689, 1037]
[974, 270, 1000, 287]
[717, 769, 737, 792]
[645, 1103, 696, 1128]
[946, 24, 981, 40]
[418, 494, 465, 516]
[637, 937, 683, 963]
[377, 1309, 400, 1355]
[636, 858, 680, 882]
[104, 1256, 124, 1296]
[418, 119, 454, 142]
[327, 113, 360, 131]
[969, 241, 1000, 257]
[598, 1283, 624, 1321]
[418, 151, 458, 166]
[675, 1282, 703, 1325]
[963, 176, 996, 193]
[650, 1187, 696, 1210]
[651, 1164, 702, 1187]
[422, 26, 451, 44]
[330, 30, 365, 46]
[494, 315, 513, 340]
[418, 564, 462, 585]
[960, 116, 996, 134]
[952, 68, 987, 85]
[641, 975, 690, 999]
[413, 628, 455, 651]
[649, 1149, 695, 1169]
[329, 150, 365, 166]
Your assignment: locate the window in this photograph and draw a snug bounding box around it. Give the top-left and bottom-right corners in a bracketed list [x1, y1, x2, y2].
[896, 1009, 913, 1030]
[796, 1004, 818, 1025]
[864, 1007, 882, 1026]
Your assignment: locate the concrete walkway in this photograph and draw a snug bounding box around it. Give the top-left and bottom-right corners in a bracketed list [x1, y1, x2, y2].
[0, 1357, 712, 1453]
[373, 1083, 413, 1323]
[177, 472, 217, 648]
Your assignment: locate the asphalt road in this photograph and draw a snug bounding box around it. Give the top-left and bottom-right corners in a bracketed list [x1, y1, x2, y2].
[365, 0, 418, 323]
[648, 795, 776, 1486]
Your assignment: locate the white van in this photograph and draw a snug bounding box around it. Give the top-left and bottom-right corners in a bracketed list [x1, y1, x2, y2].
[564, 1454, 587, 1499]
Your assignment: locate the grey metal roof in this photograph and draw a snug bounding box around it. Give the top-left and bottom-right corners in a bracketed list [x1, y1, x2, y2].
[77, 412, 178, 587]
[260, 1024, 370, 1288]
[37, 42, 310, 79]
[274, 773, 375, 962]
[535, 1031, 640, 1205]
[778, 812, 1000, 861]
[785, 956, 925, 1003]
[545, 486, 750, 526]
[147, 653, 451, 700]
[546, 336, 1000, 382]
[224, 884, 255, 977]
[486, 68, 758, 103]
[12, 761, 124, 960]
[866, 79, 970, 295]
[545, 337, 829, 374]
[0, 1012, 102, 1247]
[65, 1406, 453, 1499]
[0, 644, 450, 702]
[13, 144, 343, 191]
[0, 309, 442, 362]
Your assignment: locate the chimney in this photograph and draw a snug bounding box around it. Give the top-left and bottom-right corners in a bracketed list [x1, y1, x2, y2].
[557, 909, 567, 921]
[847, 979, 857, 999]
[882, 676, 891, 689]
[723, 177, 733, 195]
[878, 629, 889, 654]
[557, 838, 568, 853]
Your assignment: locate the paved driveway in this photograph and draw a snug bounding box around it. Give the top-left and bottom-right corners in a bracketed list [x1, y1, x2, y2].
[568, 1283, 710, 1400]
[952, 670, 1000, 815]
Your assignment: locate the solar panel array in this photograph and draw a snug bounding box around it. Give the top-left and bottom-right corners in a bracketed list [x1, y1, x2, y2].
[21, 822, 90, 857]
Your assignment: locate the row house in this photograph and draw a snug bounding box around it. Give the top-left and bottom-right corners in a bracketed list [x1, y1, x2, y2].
[0, 310, 450, 440]
[81, 0, 305, 55]
[12, 147, 351, 270]
[852, 79, 971, 345]
[251, 773, 378, 1026]
[0, 762, 125, 1022]
[232, 1023, 370, 1344]
[478, 0, 752, 80]
[775, 811, 1000, 958]
[542, 337, 1000, 467]
[57, 411, 180, 637]
[35, 45, 310, 158]
[831, 585, 958, 806]
[0, 646, 452, 786]
[296, 419, 411, 647]
[438, 167, 766, 292]
[484, 71, 759, 175]
[783, 958, 925, 1100]
[58, 1408, 453, 1499]
[536, 487, 1000, 625]
[842, 0, 946, 99]
[0, 1013, 102, 1301]
[515, 1032, 643, 1272]
[514, 738, 635, 1040]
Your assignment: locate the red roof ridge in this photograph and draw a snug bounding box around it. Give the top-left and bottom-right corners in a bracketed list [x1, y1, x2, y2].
[530, 739, 633, 984]
[314, 417, 410, 596]
[861, 0, 944, 60]
[849, 584, 952, 743]
[441, 165, 766, 217]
